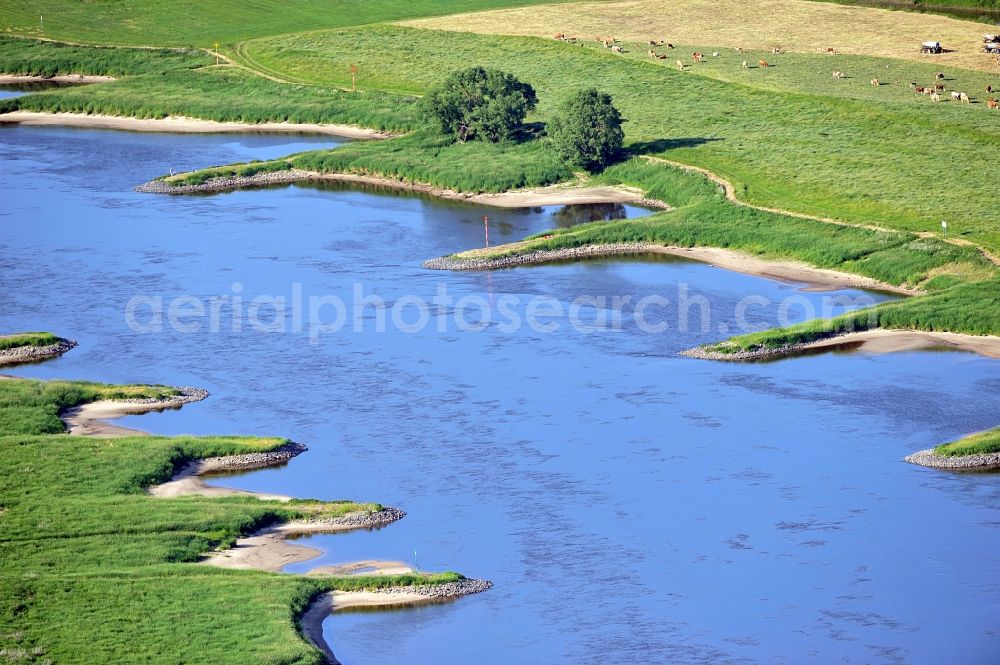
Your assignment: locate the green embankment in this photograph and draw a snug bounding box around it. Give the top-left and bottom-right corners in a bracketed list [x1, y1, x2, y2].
[0, 35, 211, 76]
[0, 375, 464, 664]
[934, 426, 1000, 456]
[0, 65, 422, 133]
[0, 0, 574, 46]
[0, 331, 60, 351]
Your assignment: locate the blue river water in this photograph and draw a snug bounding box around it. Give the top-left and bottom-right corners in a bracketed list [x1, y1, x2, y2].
[1, 124, 998, 665]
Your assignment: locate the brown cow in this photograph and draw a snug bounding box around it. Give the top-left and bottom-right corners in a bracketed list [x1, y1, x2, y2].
[554, 33, 566, 40]
[692, 52, 703, 62]
[988, 98, 999, 109]
[759, 59, 770, 68]
[871, 78, 879, 86]
[826, 47, 836, 54]
[914, 86, 925, 93]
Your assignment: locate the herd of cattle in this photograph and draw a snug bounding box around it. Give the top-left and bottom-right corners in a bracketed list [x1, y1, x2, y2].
[551, 32, 999, 110]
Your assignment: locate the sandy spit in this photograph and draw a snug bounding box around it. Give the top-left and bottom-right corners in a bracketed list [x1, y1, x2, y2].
[0, 111, 396, 138]
[136, 168, 669, 208]
[148, 441, 308, 501]
[0, 338, 77, 366]
[201, 508, 407, 572]
[684, 328, 1000, 362]
[0, 74, 115, 84]
[424, 242, 917, 295]
[60, 386, 208, 437]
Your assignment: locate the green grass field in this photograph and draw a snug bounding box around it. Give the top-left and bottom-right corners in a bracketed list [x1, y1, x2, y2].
[0, 0, 573, 46]
[0, 375, 467, 664]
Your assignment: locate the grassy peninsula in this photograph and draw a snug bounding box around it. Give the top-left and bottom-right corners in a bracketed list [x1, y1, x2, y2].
[0, 373, 470, 664]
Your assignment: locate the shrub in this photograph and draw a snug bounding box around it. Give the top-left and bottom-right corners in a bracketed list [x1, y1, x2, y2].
[548, 88, 624, 172]
[423, 66, 537, 143]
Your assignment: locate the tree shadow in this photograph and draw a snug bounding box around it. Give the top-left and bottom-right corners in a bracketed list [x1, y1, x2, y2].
[627, 137, 723, 156]
[513, 121, 548, 142]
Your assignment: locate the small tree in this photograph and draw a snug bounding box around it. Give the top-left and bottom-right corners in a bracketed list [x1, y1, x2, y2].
[548, 89, 624, 171]
[424, 67, 537, 143]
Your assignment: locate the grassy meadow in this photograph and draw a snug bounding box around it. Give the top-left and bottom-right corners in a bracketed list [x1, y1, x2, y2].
[239, 25, 1000, 251]
[0, 375, 467, 664]
[0, 0, 572, 46]
[403, 0, 1000, 72]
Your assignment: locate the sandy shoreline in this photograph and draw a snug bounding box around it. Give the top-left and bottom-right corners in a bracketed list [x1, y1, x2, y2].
[0, 111, 396, 139]
[0, 74, 115, 84]
[425, 242, 918, 295]
[60, 386, 209, 437]
[300, 582, 493, 664]
[201, 509, 407, 572]
[137, 168, 669, 208]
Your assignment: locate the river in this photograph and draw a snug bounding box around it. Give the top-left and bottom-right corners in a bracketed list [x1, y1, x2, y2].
[1, 124, 998, 664]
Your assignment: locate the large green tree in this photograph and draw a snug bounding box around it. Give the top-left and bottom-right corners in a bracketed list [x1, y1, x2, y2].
[548, 88, 624, 172]
[424, 66, 537, 143]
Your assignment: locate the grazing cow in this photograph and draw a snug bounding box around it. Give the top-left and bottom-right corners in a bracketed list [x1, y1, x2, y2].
[987, 85, 993, 93]
[759, 59, 770, 68]
[677, 59, 685, 71]
[666, 43, 675, 49]
[832, 70, 845, 79]
[648, 40, 658, 46]
[554, 33, 566, 40]
[935, 72, 945, 80]
[772, 47, 782, 54]
[959, 92, 971, 103]
[692, 52, 703, 62]
[735, 47, 743, 53]
[657, 54, 668, 60]
[988, 98, 999, 109]
[611, 44, 623, 53]
[871, 78, 879, 86]
[712, 51, 720, 57]
[922, 87, 934, 95]
[743, 60, 749, 70]
[951, 91, 961, 100]
[935, 83, 945, 91]
[914, 85, 925, 93]
[930, 92, 941, 102]
[826, 47, 836, 54]
[649, 49, 657, 58]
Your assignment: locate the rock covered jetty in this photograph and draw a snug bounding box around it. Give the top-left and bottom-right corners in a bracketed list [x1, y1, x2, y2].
[373, 577, 493, 599]
[135, 169, 310, 195]
[300, 506, 407, 530]
[198, 441, 308, 473]
[905, 449, 1000, 471]
[0, 337, 77, 365]
[423, 243, 674, 271]
[120, 386, 210, 408]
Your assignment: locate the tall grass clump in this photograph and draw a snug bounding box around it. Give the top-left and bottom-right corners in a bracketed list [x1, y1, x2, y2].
[934, 427, 1000, 457]
[0, 331, 60, 350]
